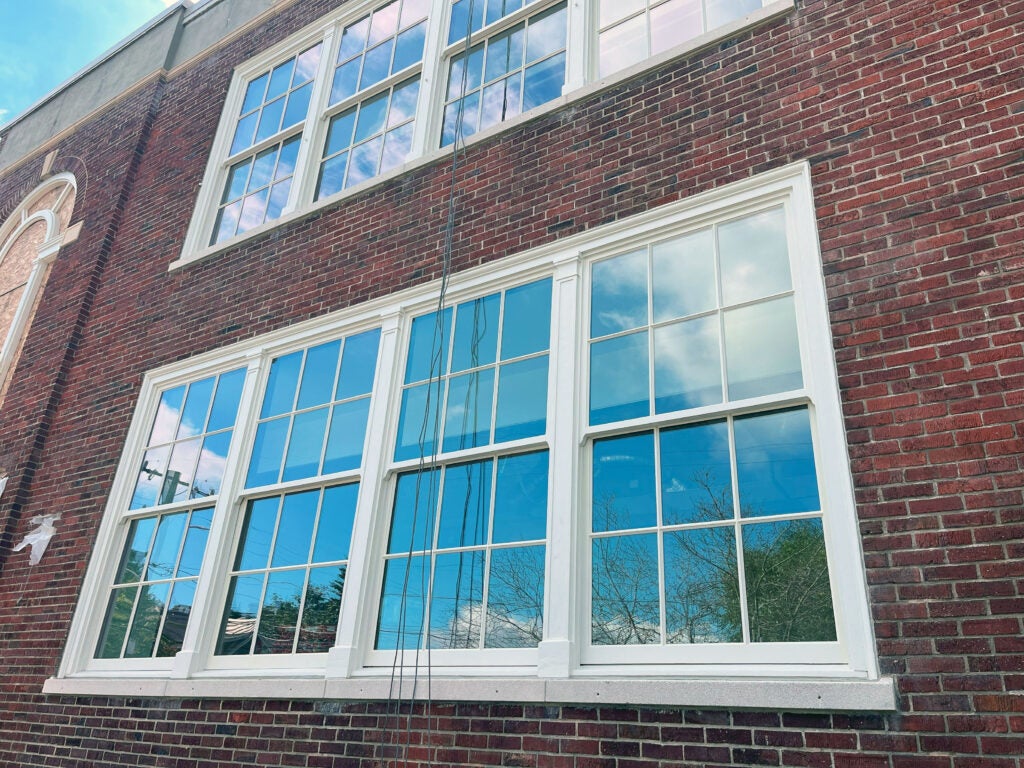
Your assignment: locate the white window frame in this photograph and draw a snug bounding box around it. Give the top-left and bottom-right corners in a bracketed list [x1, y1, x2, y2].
[175, 0, 794, 268]
[56, 163, 893, 711]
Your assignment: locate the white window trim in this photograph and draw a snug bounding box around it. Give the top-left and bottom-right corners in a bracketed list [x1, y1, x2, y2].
[55, 162, 894, 711]
[173, 0, 794, 270]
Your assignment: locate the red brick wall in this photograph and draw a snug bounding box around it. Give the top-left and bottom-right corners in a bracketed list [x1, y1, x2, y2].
[0, 0, 1021, 765]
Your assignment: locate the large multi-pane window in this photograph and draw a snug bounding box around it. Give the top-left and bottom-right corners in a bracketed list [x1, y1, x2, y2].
[186, 0, 782, 259]
[67, 167, 880, 704]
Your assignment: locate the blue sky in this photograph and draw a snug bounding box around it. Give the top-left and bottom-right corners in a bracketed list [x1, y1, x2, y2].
[0, 1, 178, 128]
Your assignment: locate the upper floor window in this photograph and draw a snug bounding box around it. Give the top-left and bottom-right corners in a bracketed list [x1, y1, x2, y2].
[183, 0, 788, 262]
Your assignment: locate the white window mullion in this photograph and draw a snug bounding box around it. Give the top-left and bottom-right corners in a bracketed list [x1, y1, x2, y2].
[410, 0, 452, 157]
[536, 257, 579, 678]
[327, 312, 401, 678]
[290, 26, 338, 211]
[564, 0, 590, 90]
[171, 351, 266, 678]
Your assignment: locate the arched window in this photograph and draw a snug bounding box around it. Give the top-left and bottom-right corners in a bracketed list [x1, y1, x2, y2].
[0, 173, 78, 406]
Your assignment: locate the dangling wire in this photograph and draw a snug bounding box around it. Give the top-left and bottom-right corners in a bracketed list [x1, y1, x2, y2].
[382, 2, 478, 766]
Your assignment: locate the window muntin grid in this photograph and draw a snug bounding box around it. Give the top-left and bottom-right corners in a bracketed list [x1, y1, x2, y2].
[95, 507, 215, 659]
[394, 277, 552, 462]
[441, 2, 567, 147]
[588, 206, 801, 426]
[245, 328, 381, 488]
[216, 484, 358, 655]
[377, 450, 548, 650]
[130, 368, 246, 510]
[597, 0, 765, 77]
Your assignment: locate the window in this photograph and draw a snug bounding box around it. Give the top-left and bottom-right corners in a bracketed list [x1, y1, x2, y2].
[181, 0, 790, 262]
[61, 165, 888, 709]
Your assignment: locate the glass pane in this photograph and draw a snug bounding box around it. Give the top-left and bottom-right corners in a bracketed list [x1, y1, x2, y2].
[95, 586, 138, 658]
[485, 27, 524, 83]
[337, 328, 380, 399]
[485, 545, 544, 647]
[247, 153, 275, 193]
[401, 0, 430, 26]
[494, 356, 547, 443]
[297, 565, 345, 652]
[207, 368, 246, 432]
[216, 574, 264, 655]
[441, 90, 480, 147]
[707, 0, 762, 29]
[262, 350, 303, 418]
[283, 81, 312, 128]
[382, 123, 414, 172]
[589, 331, 649, 425]
[131, 445, 170, 509]
[165, 438, 202, 503]
[318, 152, 349, 199]
[212, 201, 241, 244]
[145, 512, 187, 581]
[192, 430, 233, 499]
[501, 278, 551, 359]
[652, 228, 717, 321]
[438, 459, 492, 549]
[245, 417, 289, 487]
[271, 489, 319, 567]
[591, 249, 648, 337]
[525, 3, 566, 62]
[150, 386, 185, 445]
[241, 73, 269, 114]
[265, 181, 290, 221]
[176, 507, 213, 578]
[355, 92, 390, 143]
[331, 58, 361, 104]
[115, 517, 156, 583]
[443, 368, 495, 453]
[294, 43, 322, 82]
[654, 316, 723, 413]
[281, 408, 329, 481]
[665, 525, 741, 643]
[430, 549, 485, 649]
[267, 61, 294, 100]
[598, 15, 646, 77]
[325, 110, 357, 157]
[338, 17, 369, 62]
[393, 21, 426, 71]
[592, 432, 656, 532]
[158, 579, 196, 656]
[650, 0, 703, 55]
[719, 207, 792, 306]
[124, 582, 170, 658]
[231, 112, 259, 155]
[388, 469, 439, 554]
[360, 39, 395, 91]
[389, 79, 420, 127]
[394, 382, 441, 461]
[369, 0, 400, 45]
[322, 397, 371, 474]
[522, 51, 565, 110]
[592, 533, 659, 645]
[255, 570, 305, 654]
[735, 408, 820, 517]
[724, 295, 802, 400]
[376, 555, 427, 649]
[481, 74, 522, 130]
[297, 340, 341, 410]
[235, 497, 280, 572]
[347, 136, 384, 186]
[493, 450, 548, 543]
[312, 483, 359, 563]
[743, 519, 836, 642]
[223, 160, 250, 204]
[451, 293, 500, 372]
[255, 97, 285, 143]
[660, 420, 732, 525]
[276, 136, 301, 179]
[599, 0, 645, 26]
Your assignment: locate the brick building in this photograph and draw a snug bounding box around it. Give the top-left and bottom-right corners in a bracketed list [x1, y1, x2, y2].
[0, 0, 1021, 765]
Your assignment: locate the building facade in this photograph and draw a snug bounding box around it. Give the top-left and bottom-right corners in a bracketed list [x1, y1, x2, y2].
[0, 0, 1021, 765]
